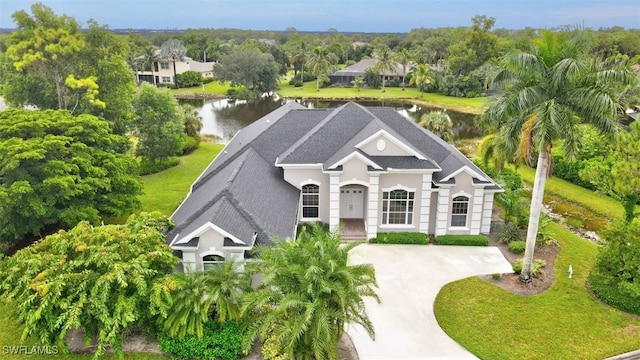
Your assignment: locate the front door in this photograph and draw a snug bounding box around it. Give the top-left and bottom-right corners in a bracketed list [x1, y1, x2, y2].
[340, 186, 365, 219]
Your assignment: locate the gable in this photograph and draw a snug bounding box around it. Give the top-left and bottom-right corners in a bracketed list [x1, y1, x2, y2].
[356, 130, 425, 158]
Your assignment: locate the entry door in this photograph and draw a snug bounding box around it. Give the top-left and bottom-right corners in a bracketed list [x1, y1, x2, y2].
[340, 187, 365, 218]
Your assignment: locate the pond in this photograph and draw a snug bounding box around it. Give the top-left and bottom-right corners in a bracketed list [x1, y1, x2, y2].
[181, 96, 483, 143]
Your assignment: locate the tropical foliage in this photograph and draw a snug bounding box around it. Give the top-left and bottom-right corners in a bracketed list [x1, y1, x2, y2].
[160, 38, 186, 88]
[242, 224, 379, 360]
[418, 110, 454, 142]
[0, 212, 178, 358]
[0, 109, 142, 243]
[214, 48, 280, 93]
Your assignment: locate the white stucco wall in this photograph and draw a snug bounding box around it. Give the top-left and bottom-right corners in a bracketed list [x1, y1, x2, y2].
[359, 135, 413, 156]
[377, 172, 424, 233]
[283, 168, 330, 222]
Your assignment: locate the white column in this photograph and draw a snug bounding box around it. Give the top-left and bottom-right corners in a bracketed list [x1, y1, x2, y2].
[435, 187, 450, 236]
[367, 175, 380, 239]
[419, 174, 432, 234]
[470, 187, 485, 235]
[329, 174, 340, 232]
[481, 192, 495, 233]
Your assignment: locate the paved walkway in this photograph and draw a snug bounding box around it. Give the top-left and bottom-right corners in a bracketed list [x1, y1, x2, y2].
[346, 244, 513, 360]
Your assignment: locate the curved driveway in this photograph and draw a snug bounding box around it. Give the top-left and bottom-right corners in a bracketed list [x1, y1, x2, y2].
[347, 244, 513, 360]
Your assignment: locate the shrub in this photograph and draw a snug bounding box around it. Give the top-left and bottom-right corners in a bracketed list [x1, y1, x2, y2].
[588, 273, 640, 315]
[512, 258, 546, 276]
[297, 221, 329, 235]
[496, 222, 522, 244]
[435, 235, 489, 246]
[288, 78, 303, 87]
[177, 70, 204, 88]
[159, 319, 247, 360]
[181, 135, 201, 155]
[370, 232, 428, 245]
[226, 88, 238, 96]
[492, 273, 501, 280]
[566, 217, 584, 229]
[508, 241, 526, 254]
[261, 324, 290, 360]
[202, 77, 214, 84]
[138, 157, 180, 175]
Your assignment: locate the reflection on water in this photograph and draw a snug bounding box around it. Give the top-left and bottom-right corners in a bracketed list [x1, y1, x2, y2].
[181, 96, 483, 142]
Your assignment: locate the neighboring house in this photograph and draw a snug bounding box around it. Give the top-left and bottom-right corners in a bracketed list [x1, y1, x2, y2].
[329, 58, 407, 85]
[137, 51, 215, 85]
[167, 102, 502, 271]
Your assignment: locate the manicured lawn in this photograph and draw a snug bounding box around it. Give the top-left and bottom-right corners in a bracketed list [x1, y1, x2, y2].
[139, 143, 224, 215]
[435, 222, 640, 359]
[0, 304, 164, 360]
[514, 165, 640, 221]
[172, 80, 241, 95]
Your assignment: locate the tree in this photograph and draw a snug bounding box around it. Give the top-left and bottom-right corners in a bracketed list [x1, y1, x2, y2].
[0, 109, 142, 244]
[373, 47, 396, 92]
[580, 121, 640, 223]
[5, 3, 93, 110]
[214, 48, 280, 93]
[479, 30, 637, 282]
[0, 212, 178, 357]
[409, 63, 434, 96]
[306, 46, 338, 91]
[180, 104, 203, 138]
[396, 48, 412, 90]
[352, 76, 364, 92]
[447, 15, 498, 75]
[419, 111, 454, 142]
[133, 83, 186, 163]
[292, 40, 309, 85]
[242, 224, 379, 360]
[141, 46, 159, 86]
[160, 38, 186, 88]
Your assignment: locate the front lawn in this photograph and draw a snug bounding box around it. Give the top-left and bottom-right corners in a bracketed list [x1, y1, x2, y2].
[139, 143, 224, 215]
[435, 222, 640, 359]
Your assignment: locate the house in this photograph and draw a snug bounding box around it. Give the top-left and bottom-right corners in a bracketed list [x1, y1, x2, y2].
[329, 58, 406, 85]
[137, 51, 215, 85]
[167, 102, 502, 271]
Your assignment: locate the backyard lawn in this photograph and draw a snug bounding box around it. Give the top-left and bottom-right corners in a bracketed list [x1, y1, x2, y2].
[139, 143, 224, 215]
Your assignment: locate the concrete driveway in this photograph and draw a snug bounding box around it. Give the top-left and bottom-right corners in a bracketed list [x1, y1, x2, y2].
[346, 244, 513, 360]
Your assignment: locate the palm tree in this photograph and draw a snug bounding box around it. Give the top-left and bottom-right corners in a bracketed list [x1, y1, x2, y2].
[242, 223, 379, 360]
[352, 76, 364, 92]
[307, 46, 338, 92]
[396, 48, 412, 91]
[373, 47, 396, 92]
[409, 63, 434, 97]
[479, 30, 637, 282]
[141, 46, 159, 86]
[162, 261, 251, 339]
[419, 111, 454, 143]
[160, 38, 186, 89]
[180, 104, 202, 137]
[292, 40, 309, 86]
[125, 53, 142, 84]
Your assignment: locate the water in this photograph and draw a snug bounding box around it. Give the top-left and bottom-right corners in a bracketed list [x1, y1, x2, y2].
[181, 96, 483, 142]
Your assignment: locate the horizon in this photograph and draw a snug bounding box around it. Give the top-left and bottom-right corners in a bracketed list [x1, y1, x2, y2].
[1, 1, 639, 33]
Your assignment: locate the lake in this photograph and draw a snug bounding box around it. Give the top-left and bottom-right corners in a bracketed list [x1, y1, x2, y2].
[181, 96, 483, 142]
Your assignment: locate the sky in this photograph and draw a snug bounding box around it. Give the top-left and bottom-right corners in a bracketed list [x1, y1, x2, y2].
[0, 0, 638, 32]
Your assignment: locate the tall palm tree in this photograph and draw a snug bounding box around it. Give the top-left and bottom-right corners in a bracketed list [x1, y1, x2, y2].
[141, 46, 159, 86]
[479, 30, 637, 282]
[306, 46, 338, 92]
[126, 53, 142, 84]
[373, 47, 396, 92]
[419, 111, 454, 143]
[242, 223, 379, 360]
[396, 48, 412, 91]
[409, 63, 434, 97]
[160, 38, 186, 89]
[292, 40, 309, 86]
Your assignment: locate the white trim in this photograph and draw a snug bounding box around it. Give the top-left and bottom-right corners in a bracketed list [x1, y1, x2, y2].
[382, 185, 417, 192]
[451, 190, 472, 199]
[300, 217, 322, 222]
[172, 222, 245, 246]
[300, 179, 321, 186]
[386, 168, 434, 174]
[199, 249, 225, 259]
[441, 166, 487, 182]
[354, 129, 427, 160]
[328, 151, 382, 170]
[339, 179, 370, 187]
[275, 160, 325, 169]
[379, 224, 416, 230]
[448, 227, 470, 231]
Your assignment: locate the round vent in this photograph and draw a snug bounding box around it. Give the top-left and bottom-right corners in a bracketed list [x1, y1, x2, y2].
[376, 139, 386, 151]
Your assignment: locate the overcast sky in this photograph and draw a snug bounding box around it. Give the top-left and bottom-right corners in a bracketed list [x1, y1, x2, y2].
[1, 0, 638, 32]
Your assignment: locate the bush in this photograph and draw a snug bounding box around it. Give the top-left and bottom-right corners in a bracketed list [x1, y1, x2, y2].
[177, 70, 204, 88]
[288, 78, 303, 87]
[508, 241, 526, 254]
[496, 222, 522, 244]
[138, 157, 180, 175]
[202, 77, 214, 84]
[588, 273, 640, 315]
[435, 235, 489, 246]
[297, 221, 329, 235]
[159, 319, 247, 360]
[512, 258, 546, 276]
[370, 232, 428, 245]
[226, 88, 238, 96]
[181, 135, 201, 155]
[261, 324, 290, 360]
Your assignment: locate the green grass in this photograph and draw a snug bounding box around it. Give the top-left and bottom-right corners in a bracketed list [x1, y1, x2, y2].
[435, 222, 640, 359]
[514, 165, 640, 221]
[139, 143, 224, 215]
[172, 80, 241, 95]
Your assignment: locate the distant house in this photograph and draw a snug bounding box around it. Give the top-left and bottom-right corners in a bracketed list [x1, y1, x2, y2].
[329, 58, 407, 85]
[137, 51, 215, 85]
[167, 102, 502, 272]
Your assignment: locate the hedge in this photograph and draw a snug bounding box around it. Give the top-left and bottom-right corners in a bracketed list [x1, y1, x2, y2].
[158, 319, 247, 360]
[435, 235, 489, 246]
[588, 273, 640, 316]
[138, 156, 180, 175]
[370, 232, 429, 245]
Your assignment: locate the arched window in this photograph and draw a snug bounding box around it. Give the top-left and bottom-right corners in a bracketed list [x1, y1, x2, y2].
[382, 189, 415, 225]
[451, 196, 469, 227]
[302, 184, 320, 219]
[202, 254, 225, 271]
